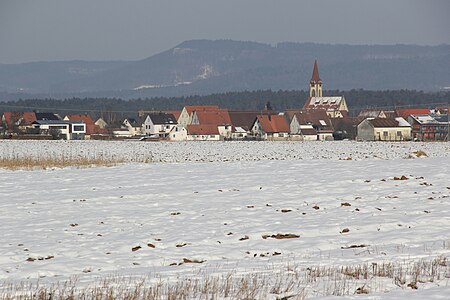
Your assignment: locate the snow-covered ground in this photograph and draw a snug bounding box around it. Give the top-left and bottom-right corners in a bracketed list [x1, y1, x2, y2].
[0, 140, 449, 163]
[0, 141, 449, 298]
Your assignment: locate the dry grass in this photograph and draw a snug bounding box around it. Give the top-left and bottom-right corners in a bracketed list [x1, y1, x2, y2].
[0, 157, 128, 170]
[1, 256, 448, 299]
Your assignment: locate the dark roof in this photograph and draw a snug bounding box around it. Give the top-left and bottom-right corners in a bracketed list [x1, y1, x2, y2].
[310, 60, 321, 83]
[293, 109, 333, 131]
[301, 128, 317, 135]
[33, 120, 83, 125]
[147, 113, 177, 125]
[369, 118, 408, 127]
[35, 112, 60, 121]
[433, 115, 449, 123]
[229, 110, 273, 130]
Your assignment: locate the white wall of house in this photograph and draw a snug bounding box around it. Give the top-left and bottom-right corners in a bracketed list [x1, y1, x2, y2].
[143, 116, 177, 137]
[231, 127, 248, 140]
[357, 119, 411, 141]
[187, 134, 221, 141]
[357, 119, 375, 141]
[32, 122, 85, 140]
[218, 125, 232, 139]
[290, 115, 301, 135]
[123, 119, 143, 136]
[372, 127, 411, 141]
[95, 118, 108, 129]
[112, 129, 132, 138]
[318, 132, 334, 141]
[168, 125, 188, 141]
[178, 108, 192, 128]
[251, 120, 266, 139]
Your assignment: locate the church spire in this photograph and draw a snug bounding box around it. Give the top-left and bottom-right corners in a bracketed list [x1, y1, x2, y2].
[310, 59, 321, 83]
[309, 60, 323, 97]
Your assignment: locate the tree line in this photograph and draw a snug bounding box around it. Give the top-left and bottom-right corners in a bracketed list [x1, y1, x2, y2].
[1, 89, 448, 125]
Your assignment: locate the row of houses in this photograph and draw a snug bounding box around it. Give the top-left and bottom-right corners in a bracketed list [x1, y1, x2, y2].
[1, 112, 107, 140]
[1, 61, 448, 141]
[2, 105, 447, 142]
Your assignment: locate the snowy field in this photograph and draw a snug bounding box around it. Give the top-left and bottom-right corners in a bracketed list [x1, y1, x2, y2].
[0, 141, 449, 299]
[0, 140, 449, 163]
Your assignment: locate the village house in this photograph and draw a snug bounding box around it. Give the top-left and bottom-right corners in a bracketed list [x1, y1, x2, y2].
[289, 109, 334, 141]
[251, 114, 290, 140]
[64, 114, 106, 138]
[2, 111, 37, 132]
[95, 118, 108, 129]
[357, 117, 411, 141]
[142, 112, 177, 138]
[123, 117, 145, 136]
[186, 124, 221, 141]
[177, 105, 220, 128]
[31, 120, 86, 140]
[408, 114, 449, 141]
[191, 109, 233, 139]
[168, 125, 188, 141]
[302, 60, 348, 118]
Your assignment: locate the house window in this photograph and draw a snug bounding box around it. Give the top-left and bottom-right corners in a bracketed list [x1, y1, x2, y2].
[210, 135, 215, 138]
[166, 125, 170, 129]
[73, 125, 84, 131]
[397, 131, 402, 137]
[383, 131, 388, 137]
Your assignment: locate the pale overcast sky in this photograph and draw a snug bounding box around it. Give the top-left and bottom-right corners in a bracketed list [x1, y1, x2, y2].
[1, 0, 449, 63]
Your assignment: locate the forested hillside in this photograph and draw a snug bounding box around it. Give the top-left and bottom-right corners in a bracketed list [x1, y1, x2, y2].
[1, 40, 449, 99]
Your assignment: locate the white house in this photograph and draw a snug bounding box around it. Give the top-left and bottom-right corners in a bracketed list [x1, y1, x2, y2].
[357, 117, 411, 141]
[186, 125, 221, 141]
[231, 126, 248, 140]
[289, 110, 334, 141]
[251, 114, 290, 140]
[168, 125, 188, 141]
[143, 113, 177, 138]
[123, 118, 144, 136]
[31, 120, 86, 140]
[177, 106, 220, 128]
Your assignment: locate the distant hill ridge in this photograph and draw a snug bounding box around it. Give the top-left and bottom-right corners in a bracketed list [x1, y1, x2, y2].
[0, 39, 449, 99]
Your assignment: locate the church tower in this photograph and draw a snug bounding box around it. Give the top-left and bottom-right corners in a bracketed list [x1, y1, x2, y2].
[309, 60, 322, 97]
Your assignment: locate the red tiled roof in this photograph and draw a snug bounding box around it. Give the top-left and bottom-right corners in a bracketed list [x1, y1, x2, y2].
[310, 60, 321, 83]
[257, 115, 289, 133]
[65, 114, 95, 125]
[184, 105, 220, 115]
[187, 124, 219, 135]
[395, 108, 430, 118]
[3, 111, 36, 127]
[195, 110, 232, 126]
